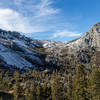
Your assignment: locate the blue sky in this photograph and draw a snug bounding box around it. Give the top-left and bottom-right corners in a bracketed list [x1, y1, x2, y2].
[0, 0, 99, 42]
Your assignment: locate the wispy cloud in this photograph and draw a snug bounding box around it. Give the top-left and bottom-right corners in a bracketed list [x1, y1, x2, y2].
[13, 0, 59, 17]
[35, 0, 59, 17]
[0, 0, 60, 33]
[53, 30, 82, 38]
[0, 0, 82, 41]
[0, 8, 46, 33]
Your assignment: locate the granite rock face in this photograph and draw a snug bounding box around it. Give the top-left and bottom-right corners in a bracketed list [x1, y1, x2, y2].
[47, 23, 100, 53]
[67, 23, 100, 49]
[44, 23, 100, 70]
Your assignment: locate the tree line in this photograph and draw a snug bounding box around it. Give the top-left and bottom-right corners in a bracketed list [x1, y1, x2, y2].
[0, 64, 100, 100]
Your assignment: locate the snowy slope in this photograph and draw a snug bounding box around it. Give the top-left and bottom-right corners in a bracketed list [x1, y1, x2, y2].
[0, 29, 44, 70]
[38, 40, 62, 48]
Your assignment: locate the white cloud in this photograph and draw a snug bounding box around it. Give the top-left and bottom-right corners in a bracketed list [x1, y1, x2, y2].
[53, 30, 82, 38]
[13, 0, 59, 17]
[0, 0, 81, 42]
[0, 8, 46, 33]
[36, 0, 59, 17]
[0, 0, 60, 33]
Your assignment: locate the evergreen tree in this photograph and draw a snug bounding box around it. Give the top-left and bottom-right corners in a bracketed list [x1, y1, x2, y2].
[36, 85, 42, 100]
[13, 72, 22, 100]
[51, 78, 58, 100]
[41, 81, 51, 100]
[73, 64, 88, 100]
[0, 72, 3, 89]
[42, 82, 48, 100]
[27, 84, 35, 100]
[30, 83, 36, 100]
[26, 83, 36, 100]
[25, 89, 30, 100]
[89, 69, 100, 100]
[51, 76, 64, 100]
[67, 73, 73, 100]
[13, 80, 21, 100]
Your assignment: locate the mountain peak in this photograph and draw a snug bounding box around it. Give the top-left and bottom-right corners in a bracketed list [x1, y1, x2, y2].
[93, 22, 100, 27]
[90, 22, 100, 33]
[60, 22, 100, 50]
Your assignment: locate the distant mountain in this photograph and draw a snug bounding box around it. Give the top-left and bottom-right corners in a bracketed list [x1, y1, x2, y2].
[65, 22, 100, 49]
[0, 23, 100, 71]
[45, 23, 100, 71]
[0, 29, 63, 71]
[38, 40, 62, 48]
[47, 23, 100, 51]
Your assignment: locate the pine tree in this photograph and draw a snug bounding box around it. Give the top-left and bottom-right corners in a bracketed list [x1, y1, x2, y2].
[67, 73, 73, 100]
[41, 78, 51, 100]
[51, 78, 58, 100]
[0, 72, 3, 89]
[36, 85, 42, 100]
[13, 71, 22, 100]
[29, 84, 35, 100]
[30, 83, 36, 100]
[25, 88, 30, 100]
[13, 80, 21, 100]
[51, 76, 64, 100]
[26, 83, 36, 100]
[42, 82, 48, 100]
[73, 64, 88, 100]
[89, 69, 100, 100]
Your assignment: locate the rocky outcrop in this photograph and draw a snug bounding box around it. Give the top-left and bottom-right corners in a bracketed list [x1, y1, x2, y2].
[45, 23, 100, 70]
[66, 23, 100, 49]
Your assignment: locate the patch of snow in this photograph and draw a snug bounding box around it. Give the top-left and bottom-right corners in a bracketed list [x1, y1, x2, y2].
[41, 40, 62, 48]
[0, 50, 32, 68]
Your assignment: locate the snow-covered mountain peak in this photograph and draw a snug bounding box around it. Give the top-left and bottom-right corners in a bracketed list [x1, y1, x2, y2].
[39, 40, 62, 48]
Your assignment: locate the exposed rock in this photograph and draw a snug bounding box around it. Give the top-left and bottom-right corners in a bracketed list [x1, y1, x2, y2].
[0, 23, 100, 71]
[45, 23, 100, 70]
[0, 29, 45, 70]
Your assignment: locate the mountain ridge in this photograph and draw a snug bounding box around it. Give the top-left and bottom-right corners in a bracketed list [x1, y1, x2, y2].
[0, 23, 100, 71]
[44, 23, 100, 72]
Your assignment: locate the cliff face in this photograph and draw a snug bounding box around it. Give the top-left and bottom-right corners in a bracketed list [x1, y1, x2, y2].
[47, 23, 100, 52]
[66, 23, 100, 49]
[44, 23, 100, 70]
